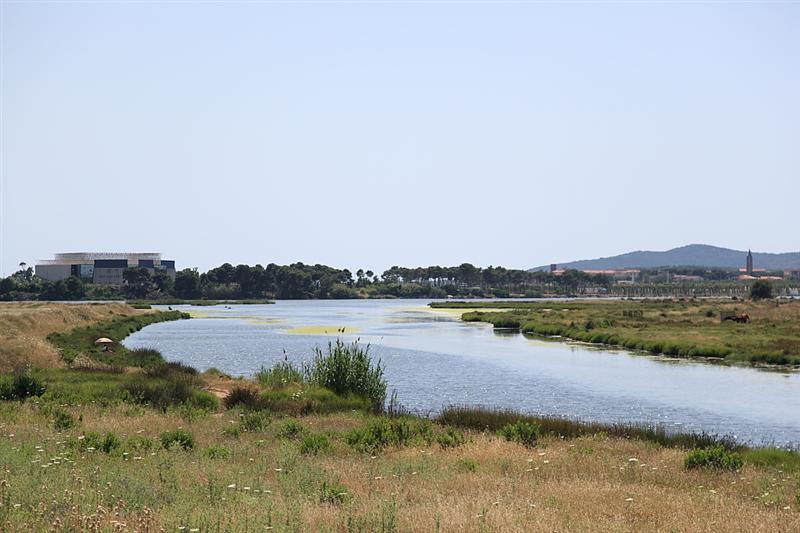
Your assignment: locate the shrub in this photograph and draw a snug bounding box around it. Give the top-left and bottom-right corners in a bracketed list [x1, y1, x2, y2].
[192, 390, 219, 411]
[684, 445, 743, 471]
[0, 372, 47, 401]
[123, 376, 194, 411]
[101, 432, 123, 454]
[499, 421, 540, 447]
[492, 316, 521, 329]
[436, 427, 465, 449]
[256, 362, 303, 388]
[259, 385, 371, 416]
[222, 426, 241, 439]
[319, 480, 348, 505]
[277, 419, 305, 440]
[127, 436, 156, 452]
[80, 432, 122, 454]
[299, 433, 330, 455]
[223, 386, 263, 410]
[304, 340, 387, 413]
[205, 445, 231, 459]
[345, 417, 434, 453]
[52, 408, 76, 431]
[456, 458, 478, 473]
[240, 411, 270, 432]
[160, 429, 195, 450]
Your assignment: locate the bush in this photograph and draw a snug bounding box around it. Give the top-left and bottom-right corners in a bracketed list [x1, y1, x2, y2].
[436, 427, 465, 449]
[277, 419, 305, 440]
[0, 372, 47, 401]
[123, 376, 194, 411]
[299, 433, 330, 455]
[259, 385, 371, 416]
[127, 436, 156, 452]
[304, 340, 387, 413]
[192, 390, 219, 411]
[319, 480, 349, 505]
[684, 445, 743, 471]
[345, 417, 434, 453]
[80, 432, 122, 454]
[101, 432, 123, 454]
[52, 408, 76, 431]
[160, 429, 195, 450]
[456, 458, 478, 473]
[240, 411, 270, 432]
[499, 421, 540, 447]
[223, 386, 263, 410]
[750, 280, 773, 300]
[205, 445, 231, 459]
[256, 362, 303, 388]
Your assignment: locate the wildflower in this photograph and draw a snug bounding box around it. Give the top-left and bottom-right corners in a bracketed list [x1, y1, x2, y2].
[628, 458, 638, 462]
[625, 498, 633, 502]
[227, 484, 236, 489]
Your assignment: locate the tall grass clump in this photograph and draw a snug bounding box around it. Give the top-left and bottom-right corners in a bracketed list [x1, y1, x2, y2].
[256, 361, 303, 388]
[304, 340, 387, 413]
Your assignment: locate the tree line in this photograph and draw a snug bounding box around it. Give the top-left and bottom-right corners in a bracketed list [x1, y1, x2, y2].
[0, 262, 615, 301]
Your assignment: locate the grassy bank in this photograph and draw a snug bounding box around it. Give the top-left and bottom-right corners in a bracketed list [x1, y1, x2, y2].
[1, 303, 799, 530]
[432, 299, 800, 367]
[46, 310, 189, 367]
[128, 299, 275, 308]
[0, 303, 147, 373]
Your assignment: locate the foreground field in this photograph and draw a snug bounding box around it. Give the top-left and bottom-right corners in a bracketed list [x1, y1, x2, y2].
[0, 404, 798, 532]
[431, 299, 800, 366]
[1, 302, 799, 531]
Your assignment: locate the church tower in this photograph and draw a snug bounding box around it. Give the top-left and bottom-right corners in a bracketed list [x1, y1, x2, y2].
[746, 249, 753, 275]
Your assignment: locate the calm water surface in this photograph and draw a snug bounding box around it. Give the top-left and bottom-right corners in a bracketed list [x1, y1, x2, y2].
[123, 300, 800, 446]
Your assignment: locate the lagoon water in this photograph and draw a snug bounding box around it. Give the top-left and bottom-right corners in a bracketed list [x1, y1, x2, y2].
[123, 300, 800, 446]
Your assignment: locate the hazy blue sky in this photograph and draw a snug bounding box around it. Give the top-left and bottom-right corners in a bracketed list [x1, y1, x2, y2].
[1, 1, 798, 275]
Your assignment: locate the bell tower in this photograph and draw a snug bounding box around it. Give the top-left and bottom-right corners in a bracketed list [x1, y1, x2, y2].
[746, 249, 753, 275]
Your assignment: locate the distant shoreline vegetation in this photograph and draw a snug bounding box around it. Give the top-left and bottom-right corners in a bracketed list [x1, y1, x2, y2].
[2, 261, 798, 302]
[432, 299, 800, 367]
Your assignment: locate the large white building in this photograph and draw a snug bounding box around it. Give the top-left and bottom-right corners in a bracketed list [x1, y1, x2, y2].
[35, 252, 176, 285]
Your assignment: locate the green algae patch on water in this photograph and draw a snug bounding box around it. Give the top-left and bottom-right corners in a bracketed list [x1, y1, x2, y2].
[246, 318, 283, 325]
[286, 325, 360, 335]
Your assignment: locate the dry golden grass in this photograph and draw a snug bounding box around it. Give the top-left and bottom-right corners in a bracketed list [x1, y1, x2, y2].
[0, 302, 143, 372]
[1, 405, 796, 532]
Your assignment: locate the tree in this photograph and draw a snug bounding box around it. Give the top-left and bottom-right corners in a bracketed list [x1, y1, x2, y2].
[174, 269, 201, 299]
[152, 270, 175, 295]
[749, 280, 773, 300]
[123, 267, 155, 299]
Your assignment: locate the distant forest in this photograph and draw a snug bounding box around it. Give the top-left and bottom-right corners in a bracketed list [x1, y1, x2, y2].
[1, 262, 617, 301]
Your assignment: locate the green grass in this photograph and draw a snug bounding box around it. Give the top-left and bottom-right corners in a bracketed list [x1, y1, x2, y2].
[46, 311, 189, 366]
[437, 299, 800, 367]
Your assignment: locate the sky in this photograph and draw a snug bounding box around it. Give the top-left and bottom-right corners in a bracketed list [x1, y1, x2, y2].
[1, 1, 798, 276]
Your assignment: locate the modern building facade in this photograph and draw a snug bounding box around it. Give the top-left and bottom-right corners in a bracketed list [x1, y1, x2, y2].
[36, 253, 176, 285]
